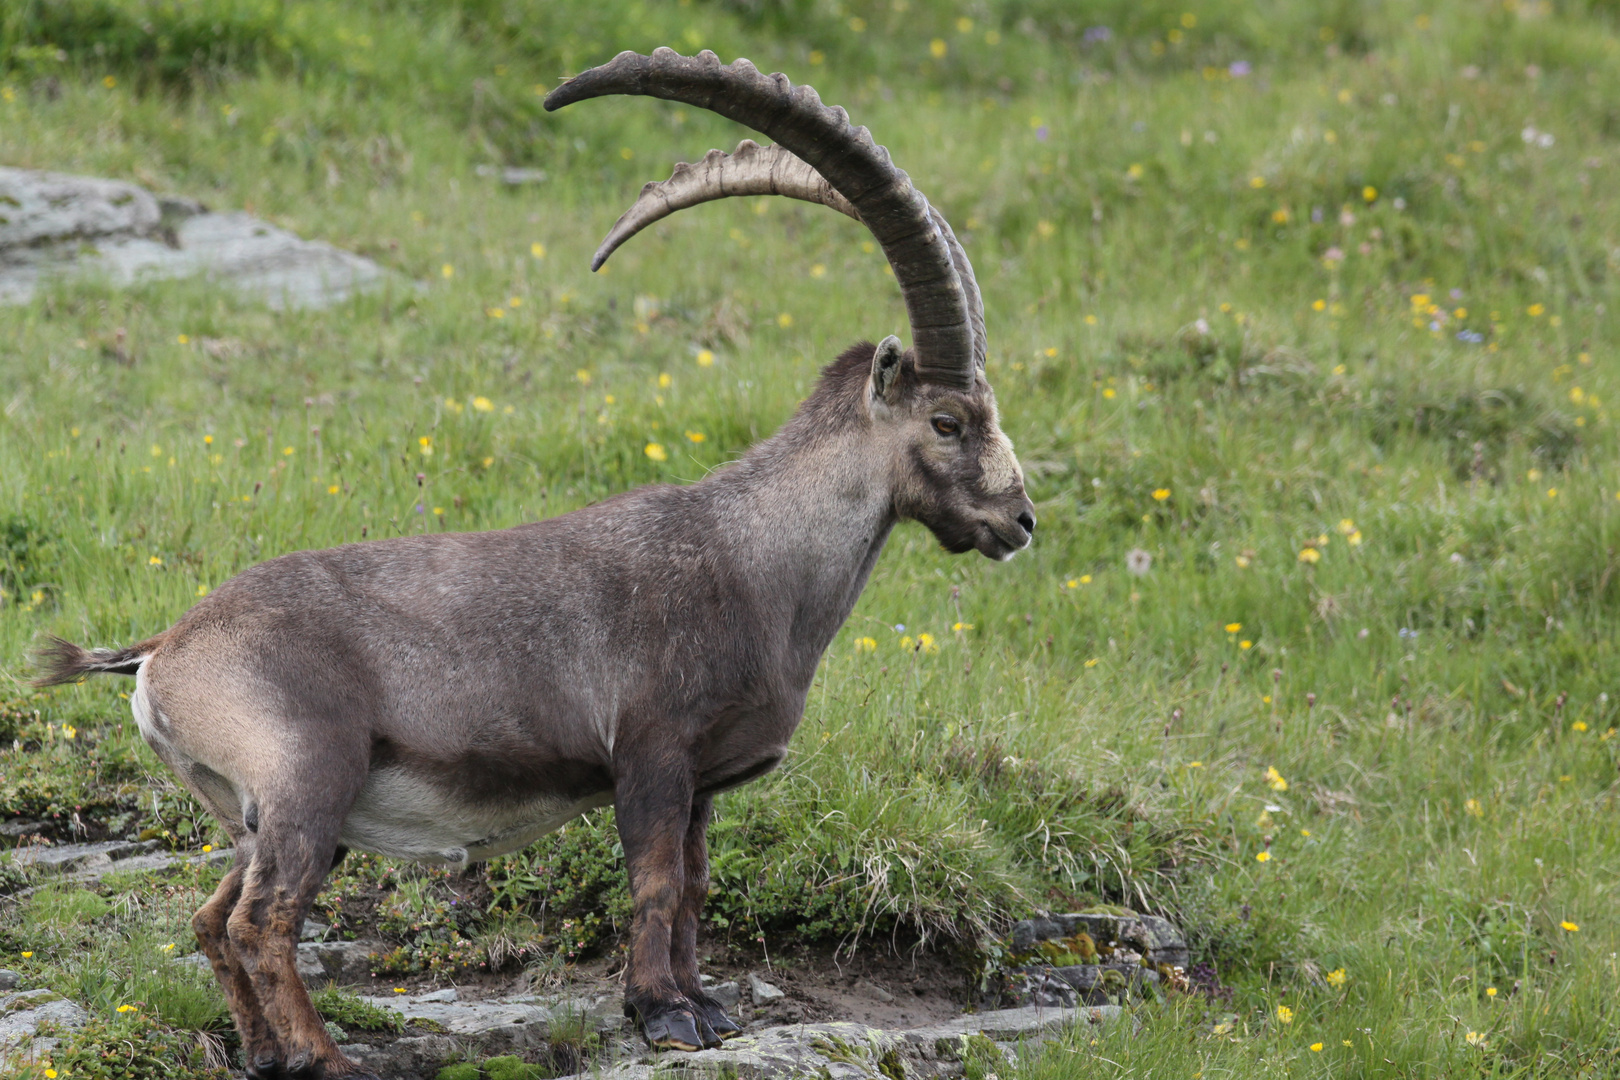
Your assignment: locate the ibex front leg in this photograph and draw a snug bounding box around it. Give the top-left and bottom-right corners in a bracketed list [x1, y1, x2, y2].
[670, 795, 742, 1039]
[615, 764, 721, 1050]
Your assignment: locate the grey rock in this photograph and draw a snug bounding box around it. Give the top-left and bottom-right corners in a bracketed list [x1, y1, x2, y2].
[301, 919, 330, 942]
[0, 167, 394, 309]
[0, 820, 45, 839]
[0, 971, 19, 992]
[344, 1033, 458, 1078]
[0, 989, 89, 1068]
[708, 981, 741, 1011]
[0, 169, 160, 248]
[1120, 914, 1189, 972]
[415, 988, 458, 1003]
[5, 838, 163, 875]
[747, 973, 786, 1004]
[297, 940, 381, 985]
[852, 978, 894, 1004]
[359, 992, 556, 1037]
[1009, 916, 1062, 952]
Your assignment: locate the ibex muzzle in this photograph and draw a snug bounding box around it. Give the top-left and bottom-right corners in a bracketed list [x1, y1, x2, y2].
[34, 48, 1032, 1075]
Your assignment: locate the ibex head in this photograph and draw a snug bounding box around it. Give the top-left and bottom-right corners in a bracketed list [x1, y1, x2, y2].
[547, 48, 1035, 559]
[863, 335, 1033, 559]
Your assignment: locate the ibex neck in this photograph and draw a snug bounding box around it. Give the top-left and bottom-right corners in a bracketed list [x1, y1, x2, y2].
[708, 430, 895, 672]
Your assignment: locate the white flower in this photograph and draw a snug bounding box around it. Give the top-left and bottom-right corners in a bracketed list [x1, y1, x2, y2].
[1126, 548, 1153, 575]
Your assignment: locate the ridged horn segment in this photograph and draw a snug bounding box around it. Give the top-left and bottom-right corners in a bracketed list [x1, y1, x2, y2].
[591, 140, 859, 272]
[545, 47, 979, 390]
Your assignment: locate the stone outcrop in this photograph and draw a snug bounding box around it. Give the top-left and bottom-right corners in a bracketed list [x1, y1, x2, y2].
[0, 167, 392, 308]
[0, 988, 89, 1070]
[1003, 911, 1190, 1008]
[337, 996, 1118, 1080]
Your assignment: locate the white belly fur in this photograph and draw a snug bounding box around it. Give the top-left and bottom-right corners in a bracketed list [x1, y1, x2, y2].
[339, 766, 613, 866]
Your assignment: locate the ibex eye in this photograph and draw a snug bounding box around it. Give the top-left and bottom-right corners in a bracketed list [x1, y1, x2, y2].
[931, 415, 961, 436]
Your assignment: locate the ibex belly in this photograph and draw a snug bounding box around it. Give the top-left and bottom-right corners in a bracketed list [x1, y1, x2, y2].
[339, 767, 613, 865]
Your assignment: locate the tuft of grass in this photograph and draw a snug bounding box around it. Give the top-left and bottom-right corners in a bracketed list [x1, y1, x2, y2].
[311, 984, 406, 1034]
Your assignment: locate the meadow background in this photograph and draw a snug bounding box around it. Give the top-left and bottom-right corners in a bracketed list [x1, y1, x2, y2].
[4, 0, 1620, 1075]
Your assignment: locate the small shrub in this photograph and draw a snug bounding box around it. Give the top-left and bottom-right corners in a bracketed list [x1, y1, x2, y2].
[482, 1055, 545, 1080]
[20, 1010, 230, 1080]
[311, 985, 405, 1034]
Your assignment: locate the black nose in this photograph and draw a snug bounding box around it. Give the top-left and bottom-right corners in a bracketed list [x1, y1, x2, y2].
[1017, 510, 1036, 535]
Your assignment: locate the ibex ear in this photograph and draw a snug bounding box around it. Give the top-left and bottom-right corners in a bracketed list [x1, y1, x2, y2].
[869, 335, 905, 404]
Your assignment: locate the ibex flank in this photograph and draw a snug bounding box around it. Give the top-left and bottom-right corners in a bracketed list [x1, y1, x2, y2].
[35, 47, 1035, 1079]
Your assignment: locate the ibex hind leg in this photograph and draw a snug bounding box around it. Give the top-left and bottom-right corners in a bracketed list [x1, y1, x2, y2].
[191, 835, 285, 1070]
[226, 775, 380, 1080]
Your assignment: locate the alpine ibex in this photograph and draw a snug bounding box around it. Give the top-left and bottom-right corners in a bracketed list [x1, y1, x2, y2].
[35, 48, 1034, 1077]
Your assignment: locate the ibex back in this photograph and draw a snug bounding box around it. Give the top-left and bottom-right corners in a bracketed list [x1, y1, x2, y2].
[35, 48, 1034, 1078]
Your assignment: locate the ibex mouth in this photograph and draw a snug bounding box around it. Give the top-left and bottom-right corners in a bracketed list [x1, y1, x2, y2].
[984, 519, 1034, 561]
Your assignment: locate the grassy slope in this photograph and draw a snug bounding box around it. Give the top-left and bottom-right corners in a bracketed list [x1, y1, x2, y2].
[3, 0, 1620, 1075]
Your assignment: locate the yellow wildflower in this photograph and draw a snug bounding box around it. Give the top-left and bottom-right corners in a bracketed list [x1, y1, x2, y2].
[472, 396, 493, 412]
[1152, 488, 1171, 501]
[1560, 920, 1579, 932]
[1486, 986, 1497, 997]
[1084, 658, 1099, 668]
[1275, 1004, 1292, 1022]
[1265, 766, 1288, 792]
[1225, 623, 1242, 633]
[1325, 968, 1347, 987]
[1573, 721, 1588, 732]
[1298, 548, 1321, 564]
[1466, 1031, 1485, 1046]
[149, 555, 163, 566]
[1256, 851, 1272, 863]
[644, 443, 668, 462]
[1240, 640, 1252, 649]
[855, 637, 877, 652]
[1310, 1043, 1323, 1052]
[328, 485, 340, 494]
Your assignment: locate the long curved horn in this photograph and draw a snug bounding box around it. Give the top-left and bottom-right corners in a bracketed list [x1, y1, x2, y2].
[591, 140, 858, 271]
[545, 47, 978, 391]
[591, 140, 986, 369]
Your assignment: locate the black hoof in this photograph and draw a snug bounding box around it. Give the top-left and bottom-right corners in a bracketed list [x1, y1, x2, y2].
[692, 997, 744, 1041]
[634, 1003, 708, 1052]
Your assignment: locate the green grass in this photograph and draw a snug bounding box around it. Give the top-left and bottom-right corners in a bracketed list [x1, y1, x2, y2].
[5, 0, 1620, 1076]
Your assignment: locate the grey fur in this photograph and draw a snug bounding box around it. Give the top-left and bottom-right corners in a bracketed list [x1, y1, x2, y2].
[30, 58, 1036, 1075]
